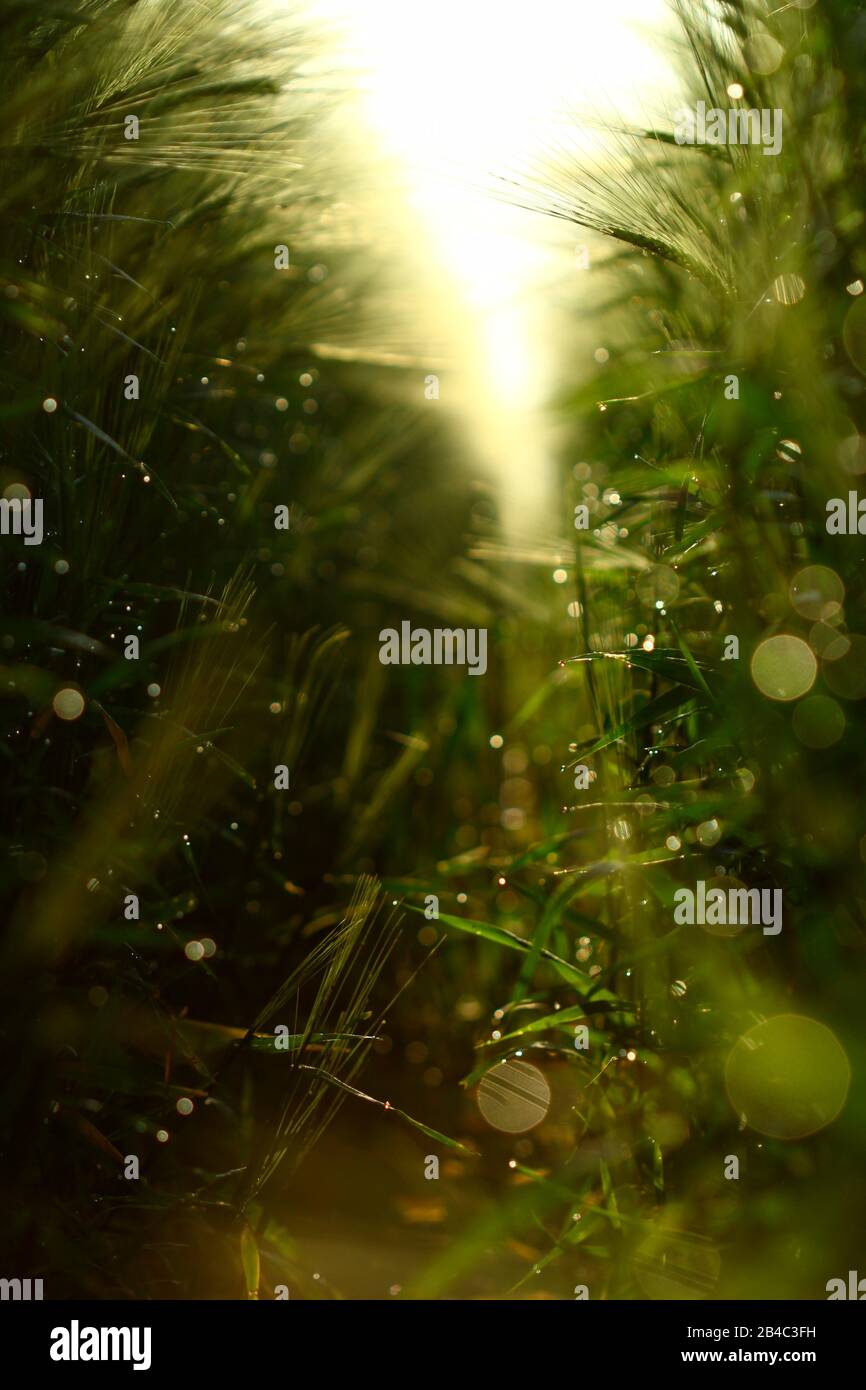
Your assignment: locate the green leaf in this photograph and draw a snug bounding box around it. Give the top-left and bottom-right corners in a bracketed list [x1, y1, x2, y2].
[405, 904, 614, 1000]
[575, 688, 704, 760]
[246, 1031, 378, 1053]
[476, 1003, 593, 1047]
[568, 648, 713, 693]
[297, 1065, 477, 1157]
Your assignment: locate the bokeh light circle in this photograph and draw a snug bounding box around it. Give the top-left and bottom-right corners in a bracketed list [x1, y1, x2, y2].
[635, 564, 680, 608]
[744, 34, 784, 75]
[696, 818, 721, 848]
[772, 273, 805, 306]
[477, 1058, 551, 1133]
[751, 635, 816, 701]
[822, 634, 866, 700]
[696, 874, 748, 938]
[725, 1014, 850, 1139]
[52, 687, 85, 721]
[810, 619, 849, 663]
[789, 565, 844, 621]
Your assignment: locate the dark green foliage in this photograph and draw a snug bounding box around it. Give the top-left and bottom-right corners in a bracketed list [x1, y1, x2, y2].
[2, 0, 865, 1301]
[0, 0, 481, 1298]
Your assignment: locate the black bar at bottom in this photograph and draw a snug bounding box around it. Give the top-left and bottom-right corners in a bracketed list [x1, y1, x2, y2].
[0, 1297, 859, 1376]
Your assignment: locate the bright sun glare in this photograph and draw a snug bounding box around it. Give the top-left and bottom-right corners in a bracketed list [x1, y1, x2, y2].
[297, 0, 676, 525]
